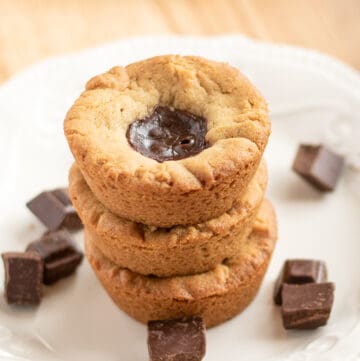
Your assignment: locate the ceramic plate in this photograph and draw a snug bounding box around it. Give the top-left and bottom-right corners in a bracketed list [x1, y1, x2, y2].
[1, 35, 360, 361]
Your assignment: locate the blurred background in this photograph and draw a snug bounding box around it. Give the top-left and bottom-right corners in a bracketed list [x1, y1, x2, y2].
[0, 0, 359, 83]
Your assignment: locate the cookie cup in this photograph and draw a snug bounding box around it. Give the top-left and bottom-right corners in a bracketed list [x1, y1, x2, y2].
[70, 161, 267, 277]
[65, 55, 270, 227]
[85, 200, 277, 328]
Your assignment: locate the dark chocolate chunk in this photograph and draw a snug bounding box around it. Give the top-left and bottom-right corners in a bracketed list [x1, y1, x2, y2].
[26, 230, 75, 261]
[26, 230, 83, 285]
[274, 259, 327, 305]
[26, 188, 82, 231]
[52, 188, 83, 230]
[2, 252, 43, 305]
[51, 188, 72, 206]
[292, 144, 345, 191]
[127, 106, 208, 162]
[148, 317, 206, 361]
[44, 252, 83, 285]
[281, 283, 334, 329]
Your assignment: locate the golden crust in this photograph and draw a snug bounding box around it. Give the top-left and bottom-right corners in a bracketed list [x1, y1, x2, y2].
[64, 55, 270, 227]
[69, 161, 268, 277]
[85, 200, 277, 328]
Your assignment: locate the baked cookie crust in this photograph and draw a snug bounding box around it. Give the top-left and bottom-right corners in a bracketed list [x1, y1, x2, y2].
[64, 55, 270, 227]
[85, 200, 277, 328]
[70, 161, 267, 277]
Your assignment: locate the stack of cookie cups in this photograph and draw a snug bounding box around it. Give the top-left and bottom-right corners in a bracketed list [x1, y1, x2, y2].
[65, 55, 278, 328]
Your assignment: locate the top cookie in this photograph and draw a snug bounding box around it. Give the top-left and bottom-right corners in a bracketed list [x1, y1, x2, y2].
[64, 55, 270, 227]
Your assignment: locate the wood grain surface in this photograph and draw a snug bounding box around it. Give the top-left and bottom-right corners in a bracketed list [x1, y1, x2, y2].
[0, 0, 359, 83]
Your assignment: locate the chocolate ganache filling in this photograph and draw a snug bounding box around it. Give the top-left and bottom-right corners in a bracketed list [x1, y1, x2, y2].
[126, 106, 208, 162]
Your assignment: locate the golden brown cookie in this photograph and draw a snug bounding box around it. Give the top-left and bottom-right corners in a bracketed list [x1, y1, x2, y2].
[69, 161, 267, 277]
[64, 55, 270, 227]
[85, 200, 277, 328]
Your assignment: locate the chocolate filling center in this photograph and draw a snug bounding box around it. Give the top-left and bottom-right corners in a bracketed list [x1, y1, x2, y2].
[126, 106, 208, 162]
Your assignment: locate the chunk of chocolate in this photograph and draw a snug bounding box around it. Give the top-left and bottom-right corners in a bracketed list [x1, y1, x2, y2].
[52, 188, 73, 206]
[127, 106, 208, 162]
[2, 252, 43, 305]
[274, 259, 327, 305]
[281, 283, 334, 329]
[26, 188, 82, 231]
[26, 230, 83, 285]
[44, 252, 83, 285]
[148, 317, 206, 361]
[292, 144, 344, 191]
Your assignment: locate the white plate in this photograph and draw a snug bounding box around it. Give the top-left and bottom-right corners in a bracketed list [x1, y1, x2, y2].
[0, 35, 360, 361]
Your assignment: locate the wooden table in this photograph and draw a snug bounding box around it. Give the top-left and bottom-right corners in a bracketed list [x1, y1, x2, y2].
[0, 0, 359, 83]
